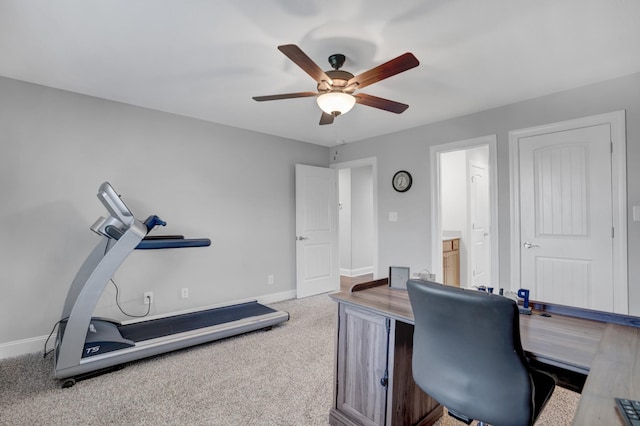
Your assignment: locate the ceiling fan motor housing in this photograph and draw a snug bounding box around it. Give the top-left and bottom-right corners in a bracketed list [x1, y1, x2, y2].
[317, 70, 355, 93]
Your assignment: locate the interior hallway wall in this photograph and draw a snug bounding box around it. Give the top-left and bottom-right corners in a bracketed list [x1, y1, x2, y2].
[350, 166, 374, 275]
[339, 169, 352, 273]
[338, 166, 374, 276]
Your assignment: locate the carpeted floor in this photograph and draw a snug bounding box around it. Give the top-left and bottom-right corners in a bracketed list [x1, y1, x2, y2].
[0, 293, 579, 425]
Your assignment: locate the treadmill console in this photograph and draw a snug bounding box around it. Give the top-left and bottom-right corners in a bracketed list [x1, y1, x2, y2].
[97, 182, 134, 226]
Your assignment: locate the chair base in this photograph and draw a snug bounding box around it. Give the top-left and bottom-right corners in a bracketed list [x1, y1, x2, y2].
[448, 409, 473, 424]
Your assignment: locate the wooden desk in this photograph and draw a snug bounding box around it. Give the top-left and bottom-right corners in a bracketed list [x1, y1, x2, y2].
[572, 324, 640, 424]
[329, 281, 640, 425]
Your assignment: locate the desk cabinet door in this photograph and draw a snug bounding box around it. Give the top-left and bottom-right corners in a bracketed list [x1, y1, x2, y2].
[336, 304, 389, 426]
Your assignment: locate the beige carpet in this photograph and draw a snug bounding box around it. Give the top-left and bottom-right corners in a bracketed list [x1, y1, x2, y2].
[0, 293, 579, 425]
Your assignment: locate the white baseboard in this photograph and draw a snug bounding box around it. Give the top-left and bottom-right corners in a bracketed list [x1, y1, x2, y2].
[257, 289, 297, 305]
[1, 290, 297, 360]
[0, 335, 49, 360]
[339, 266, 374, 277]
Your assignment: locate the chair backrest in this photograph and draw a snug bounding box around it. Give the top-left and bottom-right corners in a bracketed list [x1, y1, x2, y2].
[407, 279, 534, 426]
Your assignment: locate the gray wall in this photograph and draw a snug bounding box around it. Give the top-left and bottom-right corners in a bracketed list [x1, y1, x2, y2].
[3, 70, 639, 355]
[0, 76, 328, 353]
[331, 71, 640, 315]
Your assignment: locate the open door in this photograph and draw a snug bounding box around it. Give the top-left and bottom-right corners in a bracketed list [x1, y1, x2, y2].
[469, 160, 491, 287]
[295, 164, 339, 298]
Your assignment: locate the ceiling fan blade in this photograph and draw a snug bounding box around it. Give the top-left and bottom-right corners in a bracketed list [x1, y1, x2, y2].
[278, 44, 333, 85]
[348, 52, 419, 90]
[253, 91, 318, 102]
[354, 93, 409, 114]
[319, 112, 334, 125]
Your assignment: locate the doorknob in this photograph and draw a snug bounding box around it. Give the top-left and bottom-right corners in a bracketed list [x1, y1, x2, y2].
[296, 236, 309, 241]
[523, 242, 539, 249]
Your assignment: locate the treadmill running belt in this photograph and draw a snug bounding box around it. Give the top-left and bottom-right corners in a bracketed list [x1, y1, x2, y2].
[119, 301, 278, 342]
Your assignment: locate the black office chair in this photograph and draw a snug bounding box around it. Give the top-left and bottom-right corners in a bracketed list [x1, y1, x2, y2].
[407, 280, 555, 426]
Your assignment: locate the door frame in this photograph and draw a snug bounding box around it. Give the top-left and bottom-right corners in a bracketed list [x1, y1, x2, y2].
[508, 110, 627, 313]
[430, 135, 499, 285]
[331, 157, 378, 279]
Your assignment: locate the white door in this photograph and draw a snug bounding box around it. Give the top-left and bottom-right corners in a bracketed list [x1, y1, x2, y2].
[469, 161, 490, 287]
[295, 164, 339, 298]
[519, 124, 613, 311]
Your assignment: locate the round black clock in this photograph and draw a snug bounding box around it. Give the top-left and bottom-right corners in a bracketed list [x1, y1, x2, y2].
[392, 170, 412, 192]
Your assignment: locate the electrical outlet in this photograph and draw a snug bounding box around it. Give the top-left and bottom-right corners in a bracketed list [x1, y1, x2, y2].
[267, 274, 274, 285]
[181, 287, 189, 299]
[144, 291, 153, 305]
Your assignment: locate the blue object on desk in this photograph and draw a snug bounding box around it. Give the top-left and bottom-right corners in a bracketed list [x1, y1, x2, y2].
[518, 288, 530, 308]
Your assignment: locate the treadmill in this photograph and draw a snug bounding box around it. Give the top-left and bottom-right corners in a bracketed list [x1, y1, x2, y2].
[53, 182, 289, 387]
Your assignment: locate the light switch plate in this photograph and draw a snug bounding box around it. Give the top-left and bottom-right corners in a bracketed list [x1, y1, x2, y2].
[389, 212, 398, 222]
[634, 206, 640, 221]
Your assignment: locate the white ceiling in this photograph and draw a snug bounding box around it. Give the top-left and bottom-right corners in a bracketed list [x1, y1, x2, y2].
[1, 0, 639, 147]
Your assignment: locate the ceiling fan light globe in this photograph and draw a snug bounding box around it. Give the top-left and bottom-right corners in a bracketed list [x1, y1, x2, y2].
[316, 92, 356, 115]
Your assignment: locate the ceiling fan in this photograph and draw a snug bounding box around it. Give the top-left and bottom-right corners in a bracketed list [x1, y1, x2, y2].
[253, 44, 420, 125]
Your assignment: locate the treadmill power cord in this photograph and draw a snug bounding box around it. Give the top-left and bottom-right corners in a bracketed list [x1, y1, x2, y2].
[105, 243, 152, 318]
[43, 318, 67, 358]
[104, 231, 152, 318]
[111, 279, 152, 318]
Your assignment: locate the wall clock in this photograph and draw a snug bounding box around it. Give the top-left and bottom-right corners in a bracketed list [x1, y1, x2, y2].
[392, 170, 412, 192]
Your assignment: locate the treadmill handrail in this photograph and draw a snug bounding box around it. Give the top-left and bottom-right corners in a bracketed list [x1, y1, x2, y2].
[135, 238, 211, 250]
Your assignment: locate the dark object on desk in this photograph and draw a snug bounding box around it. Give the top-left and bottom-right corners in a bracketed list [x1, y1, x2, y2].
[539, 313, 552, 317]
[388, 266, 410, 289]
[407, 280, 556, 426]
[615, 397, 640, 425]
[519, 306, 532, 315]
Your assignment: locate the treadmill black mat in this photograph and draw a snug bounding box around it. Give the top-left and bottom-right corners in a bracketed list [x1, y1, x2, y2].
[119, 301, 278, 343]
